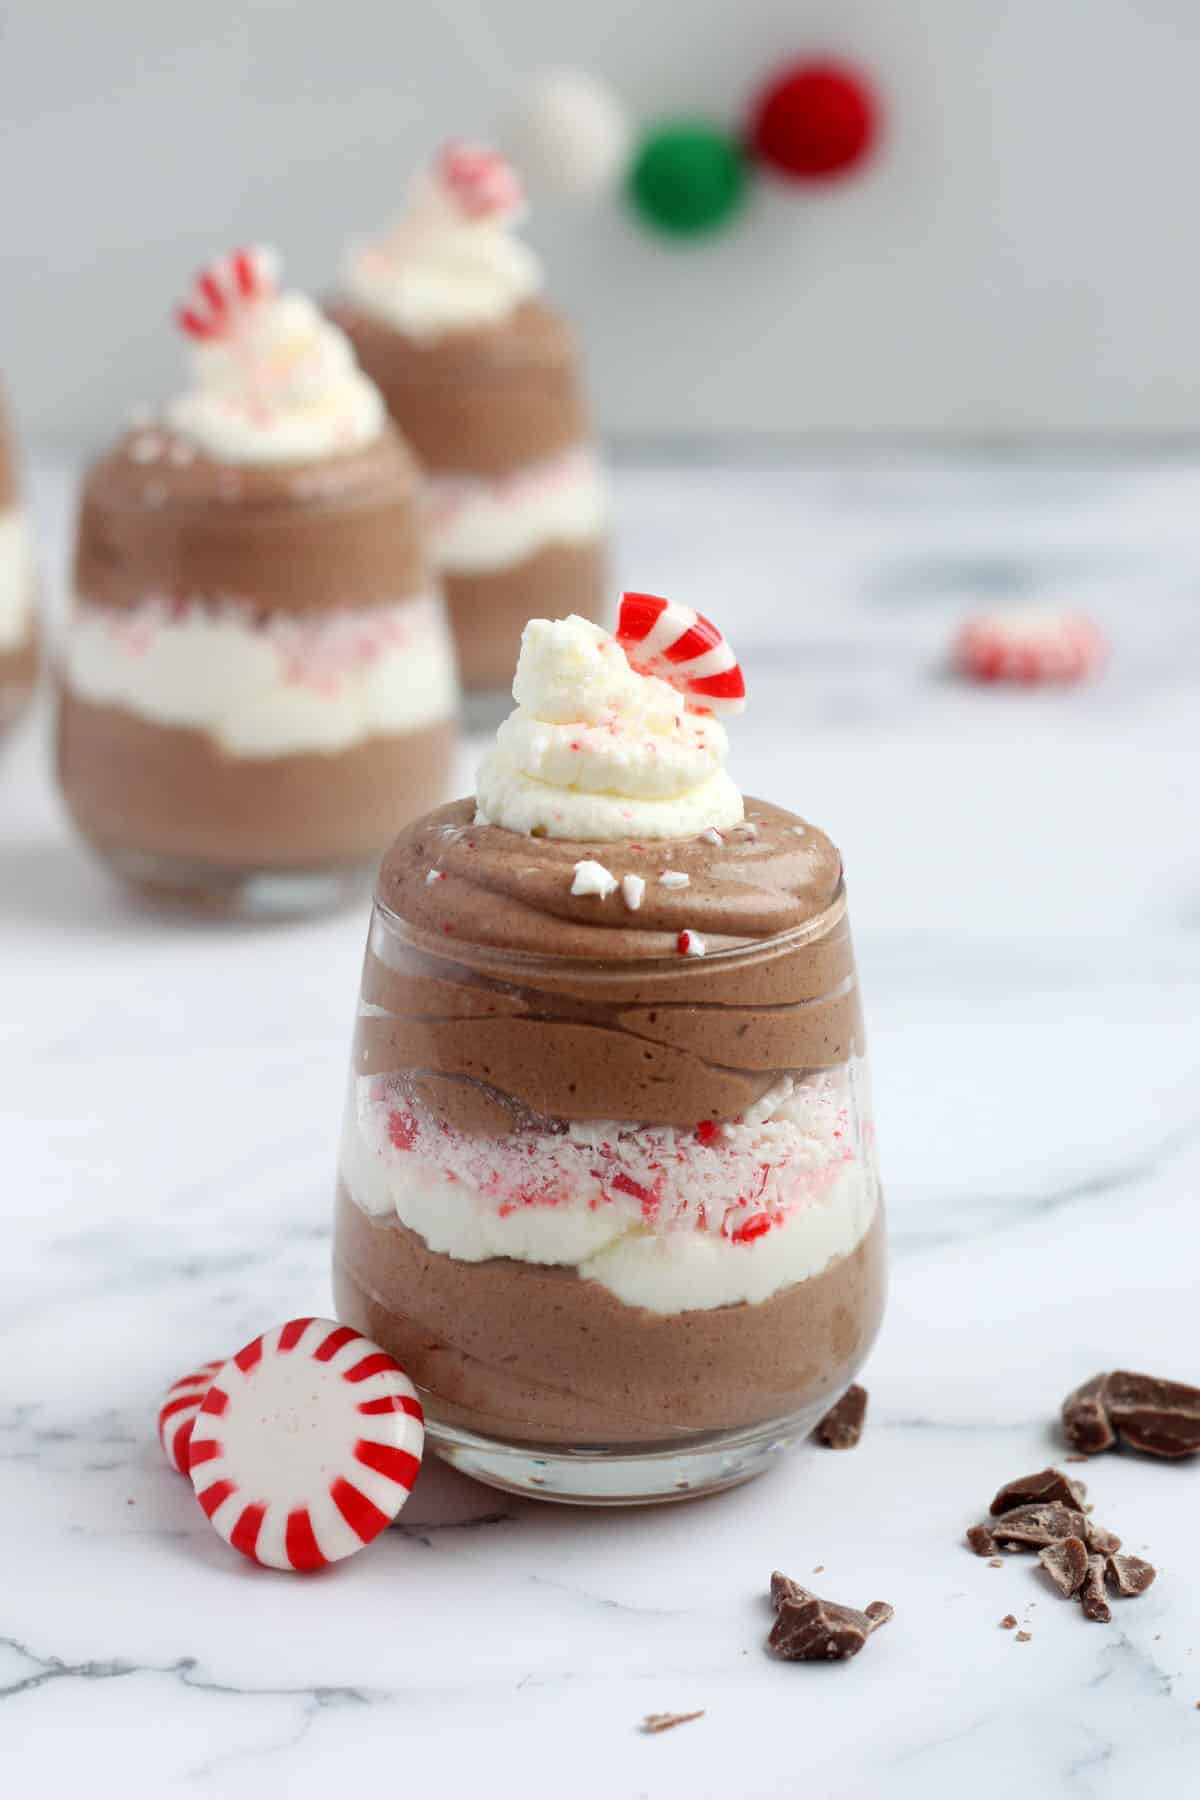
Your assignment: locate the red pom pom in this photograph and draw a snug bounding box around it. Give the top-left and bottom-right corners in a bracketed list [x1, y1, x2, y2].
[748, 60, 879, 182]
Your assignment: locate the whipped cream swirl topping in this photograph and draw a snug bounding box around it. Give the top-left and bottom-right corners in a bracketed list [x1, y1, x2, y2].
[342, 142, 542, 341]
[168, 247, 385, 464]
[475, 613, 746, 841]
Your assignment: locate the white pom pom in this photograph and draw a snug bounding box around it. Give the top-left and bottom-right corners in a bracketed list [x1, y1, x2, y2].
[508, 69, 633, 199]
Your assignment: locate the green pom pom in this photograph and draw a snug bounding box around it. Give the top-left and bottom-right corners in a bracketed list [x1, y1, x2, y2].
[627, 121, 748, 237]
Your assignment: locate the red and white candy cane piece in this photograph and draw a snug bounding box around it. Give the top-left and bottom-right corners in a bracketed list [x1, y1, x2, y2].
[435, 140, 524, 219]
[953, 608, 1106, 684]
[615, 591, 747, 717]
[175, 246, 280, 341]
[188, 1319, 424, 1572]
[158, 1359, 223, 1475]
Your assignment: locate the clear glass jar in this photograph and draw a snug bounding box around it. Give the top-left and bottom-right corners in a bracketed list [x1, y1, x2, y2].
[333, 824, 885, 1504]
[55, 425, 458, 916]
[0, 386, 39, 740]
[332, 298, 608, 696]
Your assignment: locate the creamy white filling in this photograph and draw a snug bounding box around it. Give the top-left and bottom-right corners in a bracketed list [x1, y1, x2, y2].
[342, 223, 541, 342]
[0, 509, 35, 650]
[340, 1065, 878, 1315]
[429, 447, 606, 574]
[62, 592, 457, 757]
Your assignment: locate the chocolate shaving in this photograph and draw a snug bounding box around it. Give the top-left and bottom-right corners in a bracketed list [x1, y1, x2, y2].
[1080, 1556, 1112, 1623]
[1062, 1374, 1118, 1454]
[813, 1384, 868, 1450]
[989, 1467, 1088, 1515]
[1000, 1614, 1018, 1630]
[966, 1524, 997, 1557]
[767, 1574, 893, 1663]
[641, 1711, 705, 1735]
[987, 1502, 1089, 1550]
[1084, 1519, 1122, 1556]
[1105, 1370, 1200, 1460]
[1106, 1553, 1157, 1597]
[1037, 1536, 1089, 1597]
[1061, 1370, 1200, 1459]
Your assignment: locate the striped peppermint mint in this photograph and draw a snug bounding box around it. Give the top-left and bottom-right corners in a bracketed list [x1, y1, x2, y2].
[953, 608, 1106, 684]
[615, 591, 746, 717]
[188, 1319, 424, 1571]
[158, 1359, 224, 1475]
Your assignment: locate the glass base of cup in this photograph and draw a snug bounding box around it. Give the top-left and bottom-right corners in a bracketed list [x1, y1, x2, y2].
[425, 1410, 826, 1507]
[99, 845, 376, 920]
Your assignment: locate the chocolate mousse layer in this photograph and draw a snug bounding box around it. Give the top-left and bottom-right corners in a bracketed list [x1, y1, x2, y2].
[359, 798, 860, 1129]
[76, 425, 430, 616]
[0, 630, 38, 733]
[334, 1189, 886, 1446]
[58, 691, 456, 869]
[330, 299, 588, 476]
[444, 541, 608, 689]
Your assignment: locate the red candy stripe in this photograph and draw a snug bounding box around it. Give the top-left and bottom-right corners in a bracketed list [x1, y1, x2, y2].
[615, 591, 746, 716]
[175, 246, 279, 342]
[187, 1318, 425, 1573]
[157, 1359, 223, 1475]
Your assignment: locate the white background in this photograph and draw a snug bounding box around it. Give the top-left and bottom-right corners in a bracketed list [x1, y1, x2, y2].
[5, 0, 1200, 445]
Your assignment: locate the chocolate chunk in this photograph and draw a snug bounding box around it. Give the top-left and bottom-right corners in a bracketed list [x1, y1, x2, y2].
[989, 1468, 1087, 1515]
[1015, 1630, 1032, 1642]
[966, 1524, 997, 1557]
[641, 1710, 705, 1734]
[813, 1384, 868, 1450]
[1106, 1553, 1157, 1598]
[1000, 1614, 1018, 1630]
[1105, 1370, 1200, 1460]
[988, 1557, 1004, 1569]
[1080, 1556, 1112, 1623]
[1084, 1519, 1122, 1556]
[766, 1577, 893, 1663]
[1037, 1536, 1089, 1597]
[1062, 1374, 1118, 1455]
[988, 1502, 1089, 1549]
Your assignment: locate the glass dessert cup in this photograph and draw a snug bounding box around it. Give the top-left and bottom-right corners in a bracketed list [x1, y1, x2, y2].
[333, 298, 608, 698]
[333, 798, 886, 1505]
[0, 385, 39, 740]
[56, 428, 459, 919]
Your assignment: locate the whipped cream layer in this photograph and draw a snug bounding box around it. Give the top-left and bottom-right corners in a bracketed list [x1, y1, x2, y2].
[343, 172, 541, 342]
[342, 1065, 878, 1314]
[62, 593, 457, 757]
[169, 292, 385, 466]
[430, 445, 606, 574]
[475, 614, 743, 840]
[0, 508, 34, 649]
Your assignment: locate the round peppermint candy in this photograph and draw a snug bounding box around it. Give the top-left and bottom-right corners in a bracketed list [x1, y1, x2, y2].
[953, 608, 1106, 684]
[188, 1319, 424, 1571]
[158, 1359, 223, 1475]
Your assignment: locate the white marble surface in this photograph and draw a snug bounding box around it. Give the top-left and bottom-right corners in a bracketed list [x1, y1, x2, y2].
[4, 452, 1200, 1797]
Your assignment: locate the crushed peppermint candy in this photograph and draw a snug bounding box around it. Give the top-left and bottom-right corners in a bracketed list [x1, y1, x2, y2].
[678, 929, 706, 957]
[792, 824, 807, 837]
[621, 874, 646, 911]
[658, 870, 690, 889]
[698, 828, 724, 846]
[128, 433, 164, 464]
[730, 820, 759, 841]
[425, 868, 446, 885]
[572, 859, 619, 899]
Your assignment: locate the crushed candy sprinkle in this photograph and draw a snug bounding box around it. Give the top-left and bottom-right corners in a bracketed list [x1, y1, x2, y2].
[678, 929, 706, 957]
[699, 827, 724, 845]
[621, 873, 646, 911]
[658, 870, 690, 889]
[571, 858, 619, 899]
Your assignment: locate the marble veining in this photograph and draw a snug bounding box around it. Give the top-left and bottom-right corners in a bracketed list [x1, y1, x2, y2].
[3, 451, 1200, 1797]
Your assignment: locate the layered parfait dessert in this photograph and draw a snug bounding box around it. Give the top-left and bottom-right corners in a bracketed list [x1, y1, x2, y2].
[57, 249, 457, 912]
[0, 386, 38, 736]
[334, 598, 885, 1502]
[332, 143, 607, 693]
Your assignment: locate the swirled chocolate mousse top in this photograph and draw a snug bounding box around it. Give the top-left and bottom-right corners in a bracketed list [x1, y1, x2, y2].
[75, 247, 428, 613]
[378, 599, 843, 962]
